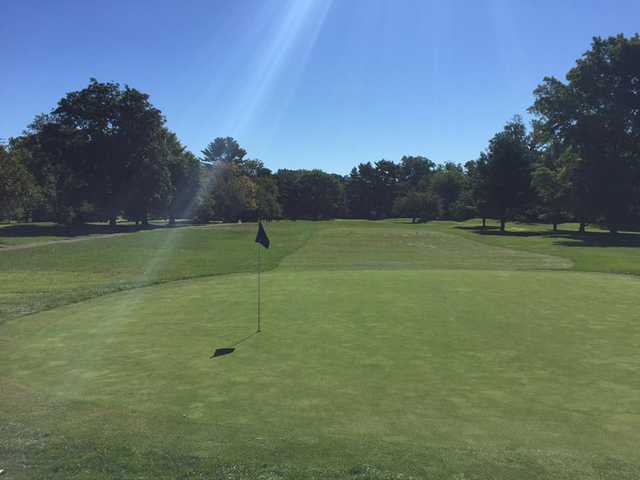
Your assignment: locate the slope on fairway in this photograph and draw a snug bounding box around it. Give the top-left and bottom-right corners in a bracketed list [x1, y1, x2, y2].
[2, 267, 640, 478]
[0, 219, 569, 324]
[0, 222, 315, 323]
[280, 220, 572, 271]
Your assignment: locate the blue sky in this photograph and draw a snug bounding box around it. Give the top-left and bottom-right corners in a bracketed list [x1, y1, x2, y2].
[2, 0, 639, 174]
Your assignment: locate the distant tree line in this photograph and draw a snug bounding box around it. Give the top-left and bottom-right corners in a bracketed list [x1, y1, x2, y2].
[1, 35, 639, 233]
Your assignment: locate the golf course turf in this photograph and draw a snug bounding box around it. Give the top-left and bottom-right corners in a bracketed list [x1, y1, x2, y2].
[1, 220, 639, 479]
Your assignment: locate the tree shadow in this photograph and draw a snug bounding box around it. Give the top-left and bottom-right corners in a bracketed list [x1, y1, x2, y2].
[454, 225, 501, 231]
[455, 224, 640, 247]
[394, 220, 432, 225]
[0, 221, 191, 241]
[553, 232, 640, 248]
[454, 225, 546, 237]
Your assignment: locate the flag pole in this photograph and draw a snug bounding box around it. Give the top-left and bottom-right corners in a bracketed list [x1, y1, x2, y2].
[257, 231, 261, 333]
[255, 220, 269, 333]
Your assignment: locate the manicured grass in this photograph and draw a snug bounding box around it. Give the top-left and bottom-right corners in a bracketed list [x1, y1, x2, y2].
[1, 220, 640, 479]
[280, 220, 570, 272]
[430, 219, 640, 276]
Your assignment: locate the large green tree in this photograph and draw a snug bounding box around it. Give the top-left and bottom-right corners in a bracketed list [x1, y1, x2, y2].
[399, 155, 435, 190]
[0, 144, 37, 221]
[392, 191, 438, 223]
[201, 137, 247, 166]
[255, 176, 282, 221]
[275, 169, 305, 218]
[209, 163, 257, 222]
[372, 160, 402, 217]
[21, 79, 167, 225]
[429, 163, 466, 218]
[345, 163, 376, 218]
[275, 169, 345, 219]
[463, 160, 490, 227]
[161, 130, 201, 224]
[476, 118, 534, 231]
[56, 79, 165, 224]
[17, 115, 87, 222]
[530, 142, 569, 231]
[345, 160, 401, 218]
[530, 34, 640, 233]
[297, 170, 344, 219]
[199, 137, 287, 222]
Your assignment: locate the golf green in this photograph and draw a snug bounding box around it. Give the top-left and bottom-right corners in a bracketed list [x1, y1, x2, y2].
[1, 220, 640, 479]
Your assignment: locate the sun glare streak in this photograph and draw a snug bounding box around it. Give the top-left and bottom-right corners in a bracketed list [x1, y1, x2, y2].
[108, 1, 334, 325]
[226, 0, 333, 138]
[137, 0, 334, 286]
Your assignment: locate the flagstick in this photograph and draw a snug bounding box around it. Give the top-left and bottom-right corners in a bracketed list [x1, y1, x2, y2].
[257, 241, 261, 333]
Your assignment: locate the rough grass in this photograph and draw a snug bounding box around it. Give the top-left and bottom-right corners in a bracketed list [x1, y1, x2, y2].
[1, 219, 640, 479]
[0, 222, 314, 323]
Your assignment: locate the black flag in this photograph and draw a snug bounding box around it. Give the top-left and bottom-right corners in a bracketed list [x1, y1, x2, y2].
[255, 222, 270, 249]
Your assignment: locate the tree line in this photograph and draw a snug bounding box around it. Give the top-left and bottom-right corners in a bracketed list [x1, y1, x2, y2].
[1, 34, 639, 233]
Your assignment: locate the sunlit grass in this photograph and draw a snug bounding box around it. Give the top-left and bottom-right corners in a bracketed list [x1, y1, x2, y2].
[1, 220, 640, 479]
[0, 222, 314, 323]
[432, 218, 640, 276]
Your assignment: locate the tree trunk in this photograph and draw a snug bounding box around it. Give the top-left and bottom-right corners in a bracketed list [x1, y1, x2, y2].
[552, 222, 558, 232]
[169, 216, 176, 226]
[482, 217, 486, 229]
[500, 217, 506, 232]
[412, 217, 416, 224]
[579, 222, 586, 234]
[109, 217, 117, 227]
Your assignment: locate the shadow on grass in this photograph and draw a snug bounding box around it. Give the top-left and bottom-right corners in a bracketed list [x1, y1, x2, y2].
[455, 225, 640, 248]
[210, 347, 235, 358]
[229, 330, 259, 347]
[455, 225, 546, 237]
[211, 331, 259, 359]
[0, 221, 192, 241]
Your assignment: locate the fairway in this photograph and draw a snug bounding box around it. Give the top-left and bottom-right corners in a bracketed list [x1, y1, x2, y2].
[1, 221, 640, 479]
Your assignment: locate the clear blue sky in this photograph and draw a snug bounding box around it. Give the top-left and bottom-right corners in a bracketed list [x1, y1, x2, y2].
[2, 0, 639, 174]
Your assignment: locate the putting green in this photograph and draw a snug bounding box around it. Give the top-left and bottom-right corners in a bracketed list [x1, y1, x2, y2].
[3, 267, 640, 477]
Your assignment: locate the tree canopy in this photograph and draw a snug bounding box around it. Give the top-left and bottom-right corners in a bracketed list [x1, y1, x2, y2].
[530, 34, 640, 232]
[475, 117, 534, 231]
[3, 35, 640, 233]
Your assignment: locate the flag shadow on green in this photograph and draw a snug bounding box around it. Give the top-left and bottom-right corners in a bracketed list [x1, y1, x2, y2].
[210, 331, 259, 359]
[210, 347, 235, 358]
